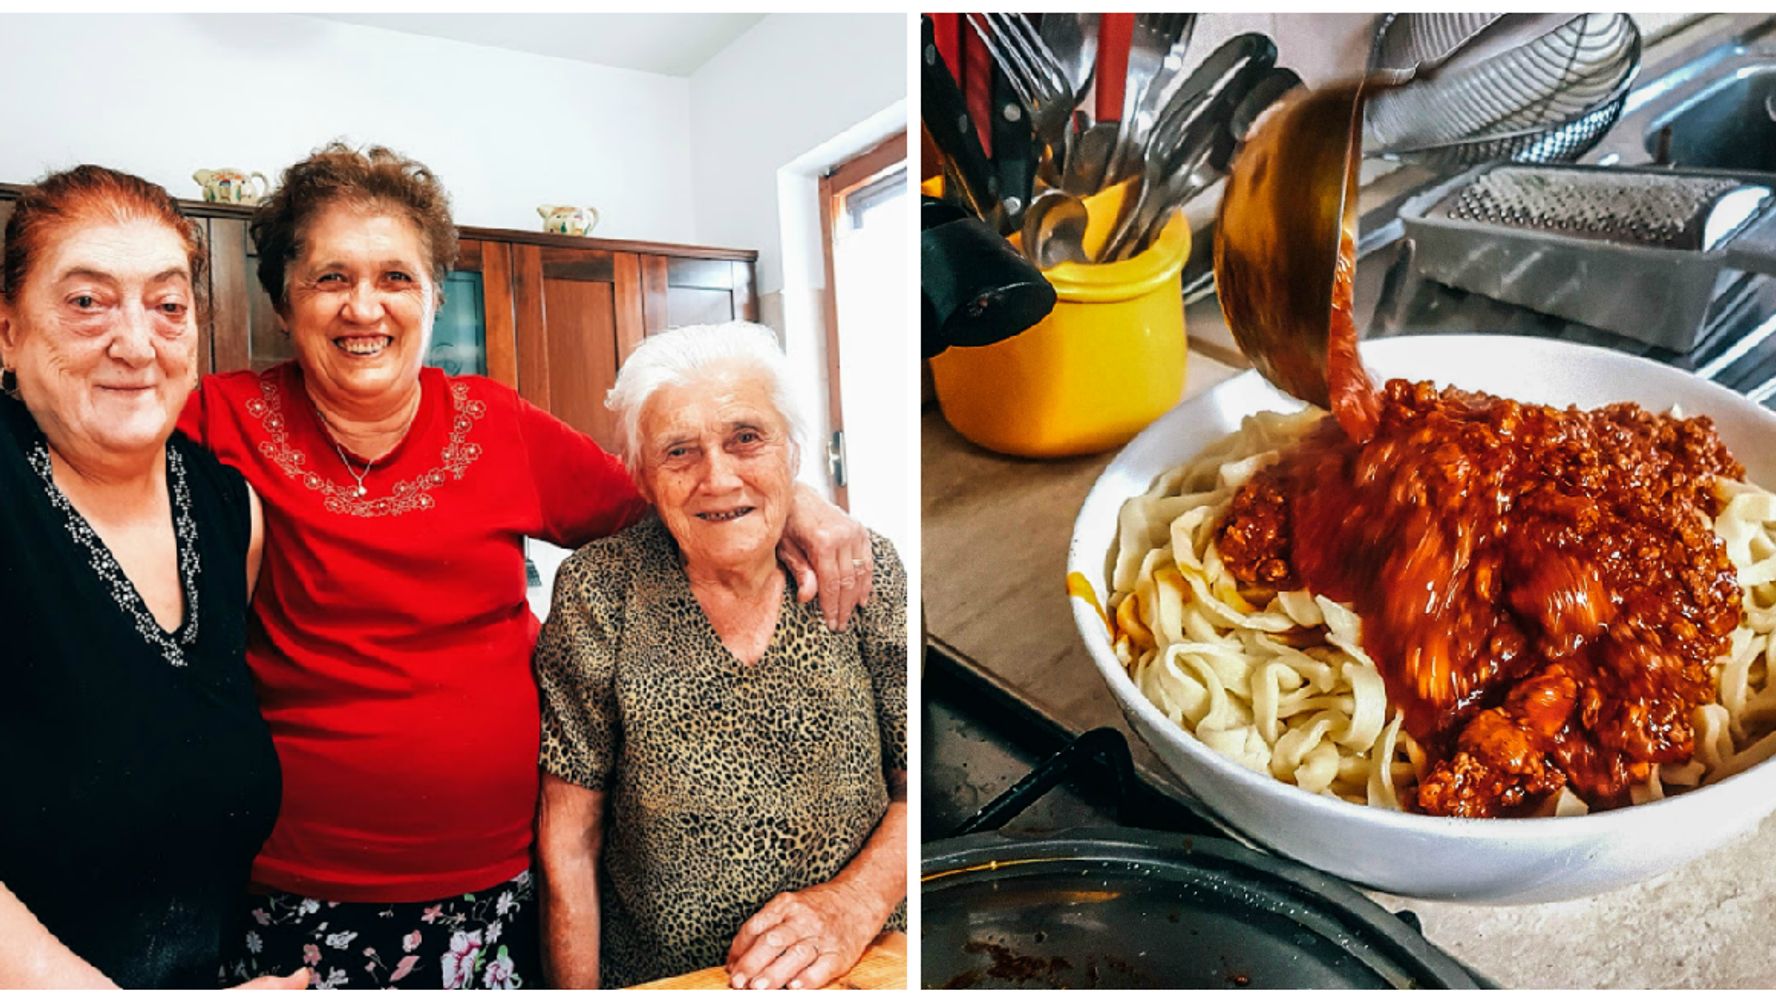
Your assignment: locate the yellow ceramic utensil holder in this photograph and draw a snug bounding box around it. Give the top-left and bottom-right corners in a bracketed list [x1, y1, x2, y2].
[930, 183, 1190, 457]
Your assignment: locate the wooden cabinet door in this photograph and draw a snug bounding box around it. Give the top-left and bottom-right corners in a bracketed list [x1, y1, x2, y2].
[633, 255, 759, 360]
[511, 245, 644, 452]
[205, 217, 287, 374]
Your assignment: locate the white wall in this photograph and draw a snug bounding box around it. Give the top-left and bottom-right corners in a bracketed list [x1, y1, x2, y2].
[0, 14, 696, 241]
[686, 13, 908, 492]
[0, 10, 910, 504]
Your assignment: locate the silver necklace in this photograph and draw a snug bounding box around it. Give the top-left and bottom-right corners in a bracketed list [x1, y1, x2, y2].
[332, 442, 375, 497]
[317, 396, 420, 500]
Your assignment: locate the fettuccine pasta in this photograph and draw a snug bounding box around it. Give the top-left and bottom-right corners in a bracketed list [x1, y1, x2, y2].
[1105, 409, 1776, 814]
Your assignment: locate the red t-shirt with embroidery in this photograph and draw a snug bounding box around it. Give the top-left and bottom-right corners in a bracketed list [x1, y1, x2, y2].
[178, 363, 647, 902]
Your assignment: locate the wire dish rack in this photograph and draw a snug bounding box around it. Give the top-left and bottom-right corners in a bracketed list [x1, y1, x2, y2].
[1364, 13, 1642, 167]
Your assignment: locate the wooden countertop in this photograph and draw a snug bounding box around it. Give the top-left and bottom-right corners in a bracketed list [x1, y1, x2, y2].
[628, 931, 906, 990]
[923, 348, 1776, 988]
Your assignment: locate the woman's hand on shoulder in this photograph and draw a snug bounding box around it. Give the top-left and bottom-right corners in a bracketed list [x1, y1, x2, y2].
[778, 483, 874, 632]
[724, 881, 880, 990]
[228, 968, 310, 990]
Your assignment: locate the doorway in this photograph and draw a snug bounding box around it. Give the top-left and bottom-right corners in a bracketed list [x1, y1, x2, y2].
[820, 130, 910, 559]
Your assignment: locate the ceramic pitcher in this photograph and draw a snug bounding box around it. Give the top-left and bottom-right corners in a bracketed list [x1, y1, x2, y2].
[538, 205, 598, 237]
[194, 168, 270, 206]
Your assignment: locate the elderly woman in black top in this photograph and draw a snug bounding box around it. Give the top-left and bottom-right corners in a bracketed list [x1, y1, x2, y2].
[535, 321, 907, 989]
[0, 167, 296, 989]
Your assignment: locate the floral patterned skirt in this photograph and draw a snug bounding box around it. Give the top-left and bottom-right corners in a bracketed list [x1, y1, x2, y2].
[224, 869, 540, 989]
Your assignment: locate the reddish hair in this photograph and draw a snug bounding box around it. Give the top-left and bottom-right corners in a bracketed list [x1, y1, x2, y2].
[1, 165, 209, 322]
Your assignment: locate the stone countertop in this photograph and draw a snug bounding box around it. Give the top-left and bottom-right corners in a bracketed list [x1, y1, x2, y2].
[921, 350, 1776, 988]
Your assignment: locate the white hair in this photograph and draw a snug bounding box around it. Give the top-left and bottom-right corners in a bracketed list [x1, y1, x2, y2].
[605, 321, 807, 475]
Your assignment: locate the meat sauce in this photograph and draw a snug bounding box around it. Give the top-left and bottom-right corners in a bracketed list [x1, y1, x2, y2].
[1325, 226, 1380, 443]
[1217, 381, 1744, 816]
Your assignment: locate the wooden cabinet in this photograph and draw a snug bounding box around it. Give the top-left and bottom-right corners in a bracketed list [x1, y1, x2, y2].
[514, 245, 630, 450]
[0, 183, 758, 446]
[204, 217, 286, 374]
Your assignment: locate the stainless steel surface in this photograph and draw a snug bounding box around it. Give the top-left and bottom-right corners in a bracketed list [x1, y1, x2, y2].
[1399, 162, 1776, 351]
[1103, 33, 1276, 262]
[966, 11, 1074, 216]
[1182, 13, 1776, 407]
[1019, 189, 1088, 269]
[1060, 120, 1116, 197]
[1432, 165, 1767, 250]
[1037, 12, 1098, 120]
[1129, 65, 1303, 261]
[1105, 13, 1198, 188]
[1364, 13, 1641, 166]
[1595, 14, 1776, 173]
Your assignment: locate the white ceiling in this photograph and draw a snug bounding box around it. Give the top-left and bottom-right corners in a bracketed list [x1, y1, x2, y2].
[307, 13, 766, 77]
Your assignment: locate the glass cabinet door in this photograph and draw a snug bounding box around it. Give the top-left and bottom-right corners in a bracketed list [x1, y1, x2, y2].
[427, 270, 487, 376]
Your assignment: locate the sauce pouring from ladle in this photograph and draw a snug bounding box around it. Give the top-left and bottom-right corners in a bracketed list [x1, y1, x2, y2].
[1214, 78, 1381, 442]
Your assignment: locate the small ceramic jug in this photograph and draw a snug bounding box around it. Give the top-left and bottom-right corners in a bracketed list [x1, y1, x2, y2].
[538, 205, 599, 237]
[194, 168, 271, 205]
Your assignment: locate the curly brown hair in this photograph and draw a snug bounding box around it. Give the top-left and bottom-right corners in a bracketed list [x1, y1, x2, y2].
[250, 142, 458, 313]
[2, 164, 208, 324]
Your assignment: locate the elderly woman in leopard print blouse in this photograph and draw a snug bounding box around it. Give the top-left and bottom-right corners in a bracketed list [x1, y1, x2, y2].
[533, 321, 907, 990]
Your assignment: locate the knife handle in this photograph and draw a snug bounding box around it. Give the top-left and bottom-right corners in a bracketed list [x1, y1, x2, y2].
[922, 16, 1007, 232]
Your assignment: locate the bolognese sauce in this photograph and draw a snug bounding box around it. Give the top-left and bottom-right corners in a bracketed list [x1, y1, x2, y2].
[1216, 380, 1744, 817]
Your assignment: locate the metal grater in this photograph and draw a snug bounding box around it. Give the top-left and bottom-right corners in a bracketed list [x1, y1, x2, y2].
[1400, 163, 1776, 352]
[1431, 165, 1768, 252]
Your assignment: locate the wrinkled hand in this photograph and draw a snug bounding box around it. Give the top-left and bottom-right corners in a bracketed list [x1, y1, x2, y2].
[725, 883, 878, 990]
[228, 968, 310, 990]
[778, 487, 873, 632]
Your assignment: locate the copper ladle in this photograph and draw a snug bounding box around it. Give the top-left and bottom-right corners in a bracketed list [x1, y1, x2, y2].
[1214, 19, 1572, 427]
[1213, 79, 1369, 415]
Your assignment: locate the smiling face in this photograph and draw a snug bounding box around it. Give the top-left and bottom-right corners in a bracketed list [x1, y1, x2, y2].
[282, 202, 435, 413]
[0, 217, 199, 463]
[636, 366, 798, 574]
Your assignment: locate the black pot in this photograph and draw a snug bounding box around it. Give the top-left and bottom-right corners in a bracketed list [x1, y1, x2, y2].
[921, 729, 1488, 989]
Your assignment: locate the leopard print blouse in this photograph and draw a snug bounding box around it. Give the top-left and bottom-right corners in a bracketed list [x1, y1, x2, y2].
[536, 514, 907, 988]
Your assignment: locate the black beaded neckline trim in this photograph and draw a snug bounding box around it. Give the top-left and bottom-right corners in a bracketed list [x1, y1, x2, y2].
[29, 440, 202, 667]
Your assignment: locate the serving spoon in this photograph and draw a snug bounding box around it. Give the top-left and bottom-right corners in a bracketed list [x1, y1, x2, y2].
[1020, 189, 1090, 269]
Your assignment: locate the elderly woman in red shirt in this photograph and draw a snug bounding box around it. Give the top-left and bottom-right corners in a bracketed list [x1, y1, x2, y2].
[178, 143, 874, 990]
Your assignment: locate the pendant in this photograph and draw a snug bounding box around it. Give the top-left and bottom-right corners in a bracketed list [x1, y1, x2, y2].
[354, 485, 367, 497]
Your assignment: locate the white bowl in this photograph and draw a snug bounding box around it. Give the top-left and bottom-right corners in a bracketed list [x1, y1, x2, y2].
[1068, 335, 1776, 903]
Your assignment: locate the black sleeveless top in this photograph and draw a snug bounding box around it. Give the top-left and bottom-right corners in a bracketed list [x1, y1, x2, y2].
[0, 394, 280, 987]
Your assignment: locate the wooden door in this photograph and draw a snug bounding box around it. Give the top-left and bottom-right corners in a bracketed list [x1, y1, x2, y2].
[817, 130, 908, 509]
[511, 245, 643, 451]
